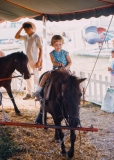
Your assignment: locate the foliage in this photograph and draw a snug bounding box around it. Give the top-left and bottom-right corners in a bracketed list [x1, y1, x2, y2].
[0, 126, 20, 160]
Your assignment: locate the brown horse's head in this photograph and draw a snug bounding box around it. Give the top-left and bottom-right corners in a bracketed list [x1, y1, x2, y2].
[50, 70, 86, 127]
[14, 52, 31, 79]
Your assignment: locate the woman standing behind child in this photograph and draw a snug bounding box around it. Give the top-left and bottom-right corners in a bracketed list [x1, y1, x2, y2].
[108, 49, 114, 87]
[33, 35, 72, 100]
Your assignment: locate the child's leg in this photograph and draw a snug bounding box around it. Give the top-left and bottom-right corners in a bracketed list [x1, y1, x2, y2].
[33, 72, 51, 97]
[39, 72, 51, 87]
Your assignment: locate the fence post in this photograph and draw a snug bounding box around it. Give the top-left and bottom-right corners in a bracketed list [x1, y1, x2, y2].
[93, 74, 97, 102]
[99, 75, 103, 102]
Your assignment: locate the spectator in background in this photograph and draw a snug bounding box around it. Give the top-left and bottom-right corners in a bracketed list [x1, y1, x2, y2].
[15, 22, 43, 100]
[108, 49, 114, 87]
[112, 38, 114, 47]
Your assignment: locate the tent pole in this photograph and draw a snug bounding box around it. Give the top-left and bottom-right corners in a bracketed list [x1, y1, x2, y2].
[42, 15, 47, 72]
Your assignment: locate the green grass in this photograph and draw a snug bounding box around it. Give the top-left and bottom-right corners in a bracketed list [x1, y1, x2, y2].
[0, 126, 20, 160]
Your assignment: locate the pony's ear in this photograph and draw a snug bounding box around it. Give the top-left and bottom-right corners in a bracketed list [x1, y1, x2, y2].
[78, 78, 86, 84]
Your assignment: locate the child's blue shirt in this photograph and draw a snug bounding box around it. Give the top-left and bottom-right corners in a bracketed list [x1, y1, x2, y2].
[50, 49, 68, 69]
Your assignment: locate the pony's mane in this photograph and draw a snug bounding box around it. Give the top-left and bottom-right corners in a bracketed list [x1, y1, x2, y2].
[1, 51, 28, 62]
[50, 70, 80, 94]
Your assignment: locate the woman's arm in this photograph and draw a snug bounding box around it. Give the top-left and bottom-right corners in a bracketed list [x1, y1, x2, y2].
[15, 26, 23, 39]
[35, 47, 43, 68]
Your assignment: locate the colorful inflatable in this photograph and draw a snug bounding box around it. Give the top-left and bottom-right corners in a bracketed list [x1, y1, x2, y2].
[84, 26, 113, 44]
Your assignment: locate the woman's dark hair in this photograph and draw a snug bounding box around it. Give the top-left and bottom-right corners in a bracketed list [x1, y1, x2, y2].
[111, 49, 114, 53]
[23, 23, 32, 29]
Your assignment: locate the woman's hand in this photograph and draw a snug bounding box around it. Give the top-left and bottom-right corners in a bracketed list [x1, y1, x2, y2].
[35, 61, 41, 68]
[108, 67, 112, 71]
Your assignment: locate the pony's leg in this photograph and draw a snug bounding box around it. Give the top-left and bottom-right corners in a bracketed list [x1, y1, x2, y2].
[57, 129, 66, 156]
[5, 85, 21, 115]
[54, 129, 60, 142]
[54, 121, 66, 155]
[67, 130, 76, 159]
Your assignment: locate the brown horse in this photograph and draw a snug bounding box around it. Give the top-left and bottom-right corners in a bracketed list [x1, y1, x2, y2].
[35, 70, 85, 159]
[0, 51, 31, 115]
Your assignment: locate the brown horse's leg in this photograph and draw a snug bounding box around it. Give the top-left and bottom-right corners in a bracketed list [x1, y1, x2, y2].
[67, 130, 76, 159]
[5, 85, 21, 115]
[54, 129, 60, 142]
[57, 129, 66, 156]
[54, 121, 66, 156]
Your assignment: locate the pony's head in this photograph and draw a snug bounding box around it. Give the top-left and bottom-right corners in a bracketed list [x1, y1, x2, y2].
[51, 70, 86, 127]
[14, 52, 31, 79]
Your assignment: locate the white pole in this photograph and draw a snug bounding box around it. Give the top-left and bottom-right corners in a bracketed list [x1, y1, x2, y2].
[42, 15, 47, 72]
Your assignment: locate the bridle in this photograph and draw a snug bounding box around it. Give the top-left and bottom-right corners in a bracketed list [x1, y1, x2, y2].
[56, 82, 80, 126]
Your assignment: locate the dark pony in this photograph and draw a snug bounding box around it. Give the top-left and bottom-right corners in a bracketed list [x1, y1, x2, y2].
[36, 70, 85, 159]
[0, 51, 31, 115]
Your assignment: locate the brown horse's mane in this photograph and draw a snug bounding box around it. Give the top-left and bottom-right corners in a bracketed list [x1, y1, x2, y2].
[50, 70, 80, 95]
[10, 51, 27, 61]
[0, 51, 28, 62]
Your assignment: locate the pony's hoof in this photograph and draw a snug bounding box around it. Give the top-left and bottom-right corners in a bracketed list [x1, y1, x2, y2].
[66, 153, 73, 160]
[16, 112, 22, 116]
[60, 151, 67, 157]
[43, 127, 48, 131]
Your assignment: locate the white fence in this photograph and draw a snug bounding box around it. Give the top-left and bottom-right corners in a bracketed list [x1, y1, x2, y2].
[0, 44, 23, 50]
[79, 72, 111, 105]
[0, 71, 111, 106]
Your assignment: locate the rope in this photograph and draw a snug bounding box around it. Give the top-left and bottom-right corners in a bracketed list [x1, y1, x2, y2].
[84, 15, 114, 93]
[2, 75, 24, 100]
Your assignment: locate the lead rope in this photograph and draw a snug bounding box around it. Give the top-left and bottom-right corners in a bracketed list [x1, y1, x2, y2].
[62, 99, 82, 149]
[2, 74, 24, 100]
[56, 97, 82, 151]
[56, 97, 69, 126]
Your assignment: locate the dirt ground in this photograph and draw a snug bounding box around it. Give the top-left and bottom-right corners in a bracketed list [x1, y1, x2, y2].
[0, 92, 114, 160]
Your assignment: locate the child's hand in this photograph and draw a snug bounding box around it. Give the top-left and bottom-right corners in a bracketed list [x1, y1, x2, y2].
[108, 67, 112, 71]
[58, 63, 64, 67]
[63, 67, 68, 70]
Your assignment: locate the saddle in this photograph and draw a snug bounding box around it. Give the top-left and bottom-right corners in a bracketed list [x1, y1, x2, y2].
[43, 79, 52, 101]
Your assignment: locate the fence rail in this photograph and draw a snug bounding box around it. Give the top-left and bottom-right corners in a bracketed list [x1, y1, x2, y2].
[0, 71, 111, 106]
[79, 72, 111, 105]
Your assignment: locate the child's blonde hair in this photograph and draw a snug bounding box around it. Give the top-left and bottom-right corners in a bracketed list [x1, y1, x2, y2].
[50, 35, 64, 46]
